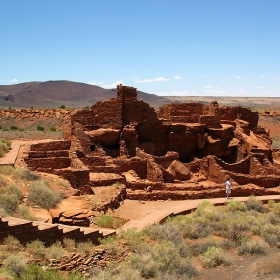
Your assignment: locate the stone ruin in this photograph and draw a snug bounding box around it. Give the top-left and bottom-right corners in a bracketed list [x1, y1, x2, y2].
[24, 84, 280, 208]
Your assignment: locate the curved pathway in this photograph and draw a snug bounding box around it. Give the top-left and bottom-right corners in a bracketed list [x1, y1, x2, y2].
[118, 195, 280, 232]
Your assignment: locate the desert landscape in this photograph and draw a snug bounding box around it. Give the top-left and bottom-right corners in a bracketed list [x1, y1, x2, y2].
[1, 83, 280, 279]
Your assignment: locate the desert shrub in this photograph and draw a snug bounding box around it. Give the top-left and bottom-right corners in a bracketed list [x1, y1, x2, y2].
[266, 212, 280, 225]
[2, 128, 9, 131]
[238, 240, 268, 255]
[99, 236, 121, 254]
[226, 200, 246, 212]
[181, 218, 212, 239]
[63, 238, 76, 252]
[262, 233, 279, 246]
[0, 174, 8, 188]
[189, 238, 217, 256]
[268, 200, 280, 215]
[26, 240, 46, 259]
[50, 126, 56, 132]
[178, 241, 191, 258]
[1, 183, 23, 200]
[219, 239, 237, 249]
[37, 125, 44, 131]
[0, 165, 15, 175]
[95, 214, 114, 228]
[0, 139, 11, 157]
[10, 126, 18, 130]
[245, 196, 269, 213]
[146, 223, 183, 245]
[0, 192, 20, 214]
[76, 241, 94, 254]
[19, 128, 25, 131]
[13, 168, 40, 181]
[119, 228, 148, 251]
[27, 180, 62, 210]
[14, 205, 36, 220]
[60, 105, 66, 109]
[2, 236, 23, 253]
[3, 254, 27, 277]
[200, 246, 229, 268]
[218, 214, 250, 243]
[134, 240, 199, 277]
[17, 263, 84, 280]
[45, 241, 65, 260]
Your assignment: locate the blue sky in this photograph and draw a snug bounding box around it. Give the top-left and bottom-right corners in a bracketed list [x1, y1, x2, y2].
[1, 0, 279, 97]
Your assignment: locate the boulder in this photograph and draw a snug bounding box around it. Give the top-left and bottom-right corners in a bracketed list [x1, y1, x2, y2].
[167, 160, 191, 181]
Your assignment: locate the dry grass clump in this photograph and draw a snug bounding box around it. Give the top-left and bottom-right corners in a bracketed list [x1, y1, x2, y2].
[13, 168, 40, 181]
[0, 138, 11, 158]
[0, 184, 23, 216]
[27, 180, 63, 210]
[238, 239, 268, 256]
[200, 246, 230, 268]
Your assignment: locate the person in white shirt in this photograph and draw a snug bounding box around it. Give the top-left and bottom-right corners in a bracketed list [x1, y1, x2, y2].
[225, 178, 231, 199]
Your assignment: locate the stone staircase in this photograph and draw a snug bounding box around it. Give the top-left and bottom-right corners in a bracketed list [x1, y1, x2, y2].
[0, 217, 113, 245]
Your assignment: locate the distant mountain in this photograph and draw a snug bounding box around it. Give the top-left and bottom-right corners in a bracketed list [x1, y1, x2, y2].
[0, 80, 170, 108]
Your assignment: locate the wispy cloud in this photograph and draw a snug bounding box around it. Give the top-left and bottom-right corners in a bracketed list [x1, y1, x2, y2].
[10, 78, 18, 83]
[235, 76, 241, 79]
[87, 81, 104, 85]
[156, 90, 197, 96]
[252, 86, 266, 89]
[102, 80, 124, 89]
[174, 76, 181, 80]
[260, 75, 265, 78]
[135, 77, 168, 83]
[203, 85, 214, 89]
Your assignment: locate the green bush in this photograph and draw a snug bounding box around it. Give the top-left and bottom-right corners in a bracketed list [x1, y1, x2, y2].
[16, 263, 84, 280]
[0, 174, 8, 188]
[200, 246, 229, 268]
[119, 228, 148, 251]
[2, 236, 23, 253]
[0, 165, 15, 175]
[245, 196, 269, 213]
[37, 125, 44, 131]
[3, 254, 27, 277]
[226, 200, 246, 212]
[0, 138, 11, 157]
[27, 180, 62, 210]
[14, 205, 36, 220]
[10, 126, 18, 130]
[238, 240, 268, 255]
[95, 214, 114, 228]
[50, 126, 56, 132]
[60, 105, 66, 109]
[76, 241, 94, 254]
[45, 241, 64, 260]
[146, 223, 183, 245]
[26, 240, 46, 259]
[0, 192, 20, 214]
[13, 168, 40, 181]
[99, 236, 121, 254]
[63, 238, 76, 252]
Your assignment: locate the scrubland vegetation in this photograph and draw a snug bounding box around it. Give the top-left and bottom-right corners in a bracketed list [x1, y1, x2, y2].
[0, 165, 62, 218]
[0, 195, 280, 279]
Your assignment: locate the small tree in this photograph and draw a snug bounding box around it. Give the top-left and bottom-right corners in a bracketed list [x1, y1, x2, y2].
[37, 125, 44, 131]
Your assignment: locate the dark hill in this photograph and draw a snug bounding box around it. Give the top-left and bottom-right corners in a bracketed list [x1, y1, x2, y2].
[0, 80, 170, 108]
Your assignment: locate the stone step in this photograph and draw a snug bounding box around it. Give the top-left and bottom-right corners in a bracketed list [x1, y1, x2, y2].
[90, 172, 125, 187]
[0, 217, 104, 245]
